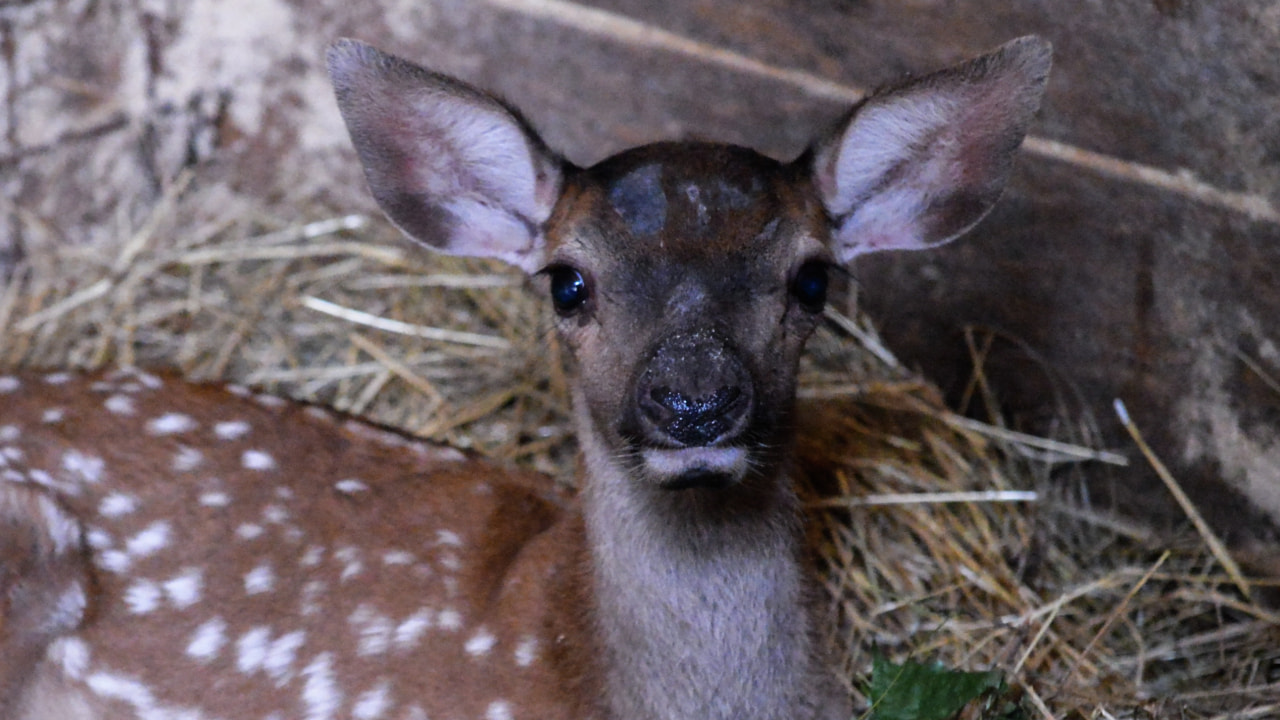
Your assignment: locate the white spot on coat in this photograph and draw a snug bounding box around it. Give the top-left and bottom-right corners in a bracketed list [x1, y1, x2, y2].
[514, 635, 539, 667]
[172, 446, 204, 472]
[27, 468, 67, 494]
[381, 550, 415, 566]
[104, 394, 136, 415]
[126, 521, 171, 558]
[436, 529, 464, 547]
[352, 680, 393, 720]
[335, 478, 369, 494]
[465, 627, 496, 657]
[254, 393, 287, 408]
[124, 579, 162, 614]
[439, 551, 462, 571]
[47, 636, 91, 679]
[99, 493, 138, 517]
[301, 652, 342, 720]
[262, 504, 289, 524]
[86, 671, 155, 709]
[51, 583, 87, 628]
[436, 608, 463, 632]
[239, 626, 306, 682]
[242, 450, 276, 471]
[300, 545, 324, 567]
[335, 546, 363, 581]
[200, 491, 231, 508]
[62, 451, 105, 484]
[486, 700, 514, 720]
[163, 568, 204, 608]
[32, 493, 82, 554]
[187, 617, 228, 662]
[300, 580, 326, 617]
[147, 413, 199, 436]
[237, 627, 271, 674]
[237, 523, 264, 540]
[214, 420, 251, 440]
[394, 609, 433, 650]
[265, 630, 307, 684]
[86, 528, 113, 549]
[245, 563, 276, 594]
[97, 550, 131, 574]
[349, 604, 393, 656]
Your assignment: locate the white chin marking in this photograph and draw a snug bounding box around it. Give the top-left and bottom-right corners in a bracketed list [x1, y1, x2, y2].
[641, 447, 749, 481]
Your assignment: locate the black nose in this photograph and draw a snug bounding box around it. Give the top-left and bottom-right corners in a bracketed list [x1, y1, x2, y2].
[647, 385, 743, 446]
[635, 331, 752, 447]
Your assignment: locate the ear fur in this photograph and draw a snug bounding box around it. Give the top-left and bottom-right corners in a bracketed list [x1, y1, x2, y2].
[811, 36, 1052, 261]
[327, 39, 563, 272]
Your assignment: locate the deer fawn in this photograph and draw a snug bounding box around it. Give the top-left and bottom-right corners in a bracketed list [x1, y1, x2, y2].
[0, 36, 1049, 720]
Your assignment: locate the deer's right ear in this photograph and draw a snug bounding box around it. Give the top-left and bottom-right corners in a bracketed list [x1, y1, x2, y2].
[328, 39, 563, 273]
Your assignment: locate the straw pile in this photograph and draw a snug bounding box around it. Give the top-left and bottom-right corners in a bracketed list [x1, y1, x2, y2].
[2, 173, 1276, 718]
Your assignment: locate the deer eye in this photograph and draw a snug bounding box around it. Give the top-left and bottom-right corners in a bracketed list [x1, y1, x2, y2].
[548, 265, 590, 315]
[791, 261, 829, 312]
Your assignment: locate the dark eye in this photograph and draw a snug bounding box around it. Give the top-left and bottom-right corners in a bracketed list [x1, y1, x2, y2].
[791, 261, 829, 312]
[548, 265, 589, 315]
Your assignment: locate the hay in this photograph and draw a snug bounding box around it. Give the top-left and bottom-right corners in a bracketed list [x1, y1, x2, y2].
[3, 171, 1276, 718]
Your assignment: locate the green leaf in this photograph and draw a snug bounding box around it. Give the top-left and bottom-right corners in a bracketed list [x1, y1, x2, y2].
[868, 654, 1006, 720]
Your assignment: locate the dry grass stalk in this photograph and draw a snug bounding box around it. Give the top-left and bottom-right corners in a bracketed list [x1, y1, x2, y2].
[1115, 400, 1253, 603]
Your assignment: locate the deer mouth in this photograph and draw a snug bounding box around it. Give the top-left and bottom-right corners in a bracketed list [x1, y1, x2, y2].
[641, 446, 748, 490]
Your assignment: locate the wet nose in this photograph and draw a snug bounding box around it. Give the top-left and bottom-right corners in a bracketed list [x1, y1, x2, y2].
[635, 330, 752, 447]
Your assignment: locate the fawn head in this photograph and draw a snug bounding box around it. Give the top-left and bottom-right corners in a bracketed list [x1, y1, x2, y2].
[328, 38, 1050, 493]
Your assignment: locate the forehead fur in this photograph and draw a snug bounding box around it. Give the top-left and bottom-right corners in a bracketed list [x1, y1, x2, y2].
[555, 143, 809, 262]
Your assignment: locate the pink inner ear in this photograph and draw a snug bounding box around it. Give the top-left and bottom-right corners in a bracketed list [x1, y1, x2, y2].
[816, 40, 1049, 262]
[330, 40, 561, 273]
[830, 185, 939, 259]
[442, 198, 548, 272]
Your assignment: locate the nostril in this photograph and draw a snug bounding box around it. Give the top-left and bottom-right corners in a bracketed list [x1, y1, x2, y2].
[650, 387, 691, 414]
[645, 385, 745, 446]
[706, 386, 741, 414]
[649, 386, 740, 416]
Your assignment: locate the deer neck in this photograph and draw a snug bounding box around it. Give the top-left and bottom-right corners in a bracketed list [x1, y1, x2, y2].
[575, 419, 832, 720]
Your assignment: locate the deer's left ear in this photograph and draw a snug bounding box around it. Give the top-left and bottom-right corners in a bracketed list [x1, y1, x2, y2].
[811, 36, 1051, 262]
